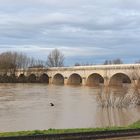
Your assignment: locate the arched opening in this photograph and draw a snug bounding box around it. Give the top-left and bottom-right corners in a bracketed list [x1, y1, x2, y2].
[28, 74, 36, 83]
[0, 75, 3, 83]
[39, 73, 49, 83]
[68, 73, 82, 85]
[0, 74, 16, 83]
[109, 73, 131, 87]
[52, 73, 64, 85]
[0, 75, 7, 83]
[86, 73, 104, 87]
[2, 74, 9, 83]
[18, 74, 26, 83]
[8, 74, 17, 83]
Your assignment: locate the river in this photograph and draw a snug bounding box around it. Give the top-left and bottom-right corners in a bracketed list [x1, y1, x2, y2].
[0, 83, 139, 132]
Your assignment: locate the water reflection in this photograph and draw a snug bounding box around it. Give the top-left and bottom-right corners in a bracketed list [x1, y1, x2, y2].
[0, 84, 139, 132]
[96, 107, 140, 127]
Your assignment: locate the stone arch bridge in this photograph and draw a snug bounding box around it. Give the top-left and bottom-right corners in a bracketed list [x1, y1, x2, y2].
[16, 64, 140, 87]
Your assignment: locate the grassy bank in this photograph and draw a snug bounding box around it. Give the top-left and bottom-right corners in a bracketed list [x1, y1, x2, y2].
[0, 120, 140, 137]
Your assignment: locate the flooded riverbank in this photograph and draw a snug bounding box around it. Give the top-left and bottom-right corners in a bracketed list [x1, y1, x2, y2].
[0, 84, 139, 132]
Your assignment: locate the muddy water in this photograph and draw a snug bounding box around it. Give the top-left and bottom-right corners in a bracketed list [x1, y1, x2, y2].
[0, 84, 139, 132]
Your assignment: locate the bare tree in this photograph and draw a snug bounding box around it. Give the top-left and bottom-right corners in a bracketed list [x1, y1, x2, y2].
[104, 60, 112, 65]
[135, 60, 140, 64]
[0, 51, 47, 83]
[104, 59, 123, 65]
[28, 58, 45, 68]
[112, 58, 123, 64]
[46, 49, 64, 67]
[75, 63, 81, 66]
[16, 53, 29, 69]
[0, 51, 45, 74]
[0, 52, 18, 74]
[74, 62, 94, 66]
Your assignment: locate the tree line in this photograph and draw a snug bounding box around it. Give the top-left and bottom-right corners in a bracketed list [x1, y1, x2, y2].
[0, 49, 140, 75]
[0, 49, 64, 82]
[0, 49, 64, 74]
[0, 49, 139, 71]
[74, 58, 123, 66]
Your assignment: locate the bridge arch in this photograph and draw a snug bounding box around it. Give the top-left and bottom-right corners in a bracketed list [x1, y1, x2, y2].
[18, 74, 26, 83]
[0, 75, 3, 82]
[52, 73, 64, 85]
[28, 74, 37, 83]
[109, 73, 131, 86]
[86, 73, 104, 87]
[67, 73, 82, 85]
[39, 73, 49, 83]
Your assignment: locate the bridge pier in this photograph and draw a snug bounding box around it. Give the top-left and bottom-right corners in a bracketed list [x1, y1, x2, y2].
[104, 78, 109, 87]
[64, 77, 68, 85]
[82, 77, 86, 86]
[49, 77, 52, 84]
[131, 80, 139, 88]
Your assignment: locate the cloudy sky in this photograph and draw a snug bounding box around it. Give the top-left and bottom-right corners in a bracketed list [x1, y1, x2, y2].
[0, 0, 140, 65]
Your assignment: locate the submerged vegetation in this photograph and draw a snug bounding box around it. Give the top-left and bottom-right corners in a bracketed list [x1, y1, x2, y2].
[97, 86, 140, 108]
[0, 121, 139, 137]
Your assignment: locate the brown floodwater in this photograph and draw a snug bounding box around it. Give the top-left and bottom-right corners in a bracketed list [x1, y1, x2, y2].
[0, 83, 139, 132]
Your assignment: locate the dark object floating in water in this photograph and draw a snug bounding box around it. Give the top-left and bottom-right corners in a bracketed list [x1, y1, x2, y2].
[50, 103, 54, 106]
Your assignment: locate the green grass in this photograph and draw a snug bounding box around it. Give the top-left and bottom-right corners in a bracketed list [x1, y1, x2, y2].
[0, 120, 140, 137]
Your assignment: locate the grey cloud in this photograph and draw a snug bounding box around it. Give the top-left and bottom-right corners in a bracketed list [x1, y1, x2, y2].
[0, 0, 140, 64]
